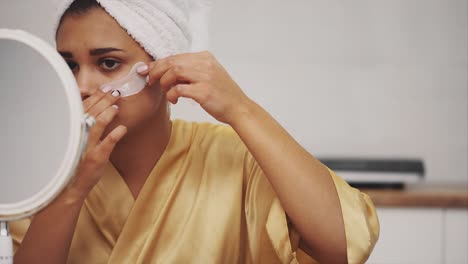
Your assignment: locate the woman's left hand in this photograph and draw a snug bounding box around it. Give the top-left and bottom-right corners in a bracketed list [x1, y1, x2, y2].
[139, 51, 252, 125]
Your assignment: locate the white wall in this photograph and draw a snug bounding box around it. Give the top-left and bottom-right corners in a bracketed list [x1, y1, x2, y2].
[1, 0, 466, 183]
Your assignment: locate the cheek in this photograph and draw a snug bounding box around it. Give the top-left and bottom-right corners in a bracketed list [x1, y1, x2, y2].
[100, 85, 165, 138]
[117, 85, 165, 125]
[101, 89, 167, 139]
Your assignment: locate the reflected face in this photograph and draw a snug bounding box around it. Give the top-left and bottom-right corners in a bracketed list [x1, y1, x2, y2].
[56, 7, 165, 134]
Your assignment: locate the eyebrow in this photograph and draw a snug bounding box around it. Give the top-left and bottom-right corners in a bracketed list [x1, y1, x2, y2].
[58, 47, 124, 58]
[89, 47, 124, 56]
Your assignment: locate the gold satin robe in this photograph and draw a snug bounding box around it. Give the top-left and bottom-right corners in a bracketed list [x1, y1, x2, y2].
[11, 120, 379, 263]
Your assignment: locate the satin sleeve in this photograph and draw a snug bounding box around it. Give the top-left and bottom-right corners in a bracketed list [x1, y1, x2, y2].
[327, 168, 380, 263]
[291, 168, 380, 264]
[242, 152, 298, 264]
[242, 151, 379, 264]
[9, 217, 32, 254]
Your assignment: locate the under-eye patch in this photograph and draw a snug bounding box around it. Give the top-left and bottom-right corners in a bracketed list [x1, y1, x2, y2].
[100, 62, 147, 97]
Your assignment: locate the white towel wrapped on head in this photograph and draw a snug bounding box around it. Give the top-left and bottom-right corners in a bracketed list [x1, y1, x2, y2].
[54, 0, 212, 59]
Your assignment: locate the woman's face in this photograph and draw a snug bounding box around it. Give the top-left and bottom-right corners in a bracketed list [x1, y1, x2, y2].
[56, 7, 165, 134]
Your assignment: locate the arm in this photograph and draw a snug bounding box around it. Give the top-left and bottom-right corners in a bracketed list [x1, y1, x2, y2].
[14, 189, 85, 264]
[14, 90, 127, 264]
[230, 99, 348, 264]
[144, 51, 350, 263]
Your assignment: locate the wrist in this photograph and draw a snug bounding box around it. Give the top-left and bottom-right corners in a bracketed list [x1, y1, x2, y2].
[228, 97, 258, 129]
[56, 185, 88, 207]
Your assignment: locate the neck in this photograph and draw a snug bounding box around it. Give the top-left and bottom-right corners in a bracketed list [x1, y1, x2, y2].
[109, 107, 172, 198]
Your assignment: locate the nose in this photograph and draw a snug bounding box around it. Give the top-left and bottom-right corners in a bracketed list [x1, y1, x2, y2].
[75, 69, 101, 100]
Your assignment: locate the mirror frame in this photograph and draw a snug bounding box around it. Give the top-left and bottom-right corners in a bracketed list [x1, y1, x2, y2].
[0, 29, 88, 221]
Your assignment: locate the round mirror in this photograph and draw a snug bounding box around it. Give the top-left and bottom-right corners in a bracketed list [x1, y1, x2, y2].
[0, 29, 89, 222]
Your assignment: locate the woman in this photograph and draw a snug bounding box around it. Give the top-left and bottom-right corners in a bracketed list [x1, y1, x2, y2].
[11, 0, 379, 263]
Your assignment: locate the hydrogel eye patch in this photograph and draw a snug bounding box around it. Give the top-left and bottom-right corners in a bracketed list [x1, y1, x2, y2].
[100, 62, 147, 97]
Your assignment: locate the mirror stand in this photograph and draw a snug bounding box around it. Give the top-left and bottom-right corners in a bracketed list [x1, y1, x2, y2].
[0, 221, 12, 264]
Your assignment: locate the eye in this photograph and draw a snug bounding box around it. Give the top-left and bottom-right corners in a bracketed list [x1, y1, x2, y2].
[66, 61, 78, 72]
[100, 58, 121, 71]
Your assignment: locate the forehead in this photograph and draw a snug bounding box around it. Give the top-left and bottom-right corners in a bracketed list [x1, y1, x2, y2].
[56, 7, 137, 51]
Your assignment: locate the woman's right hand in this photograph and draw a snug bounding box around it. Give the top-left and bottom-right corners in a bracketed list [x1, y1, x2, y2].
[67, 90, 127, 201]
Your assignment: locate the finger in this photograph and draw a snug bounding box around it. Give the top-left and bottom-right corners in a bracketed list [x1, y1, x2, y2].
[166, 83, 209, 105]
[163, 66, 211, 92]
[158, 68, 177, 93]
[136, 62, 152, 76]
[146, 54, 198, 86]
[146, 59, 171, 86]
[158, 68, 197, 92]
[83, 90, 106, 112]
[96, 125, 128, 158]
[87, 105, 119, 148]
[87, 91, 120, 118]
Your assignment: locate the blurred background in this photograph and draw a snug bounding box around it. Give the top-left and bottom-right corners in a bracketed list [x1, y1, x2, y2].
[1, 0, 467, 263]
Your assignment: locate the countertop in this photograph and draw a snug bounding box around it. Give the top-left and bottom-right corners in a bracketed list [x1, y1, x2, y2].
[360, 183, 468, 208]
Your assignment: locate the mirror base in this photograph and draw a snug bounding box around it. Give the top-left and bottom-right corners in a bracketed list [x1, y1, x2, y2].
[0, 222, 13, 264]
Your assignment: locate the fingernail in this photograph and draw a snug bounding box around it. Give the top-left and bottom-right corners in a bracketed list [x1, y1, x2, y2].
[137, 64, 148, 73]
[112, 90, 121, 97]
[112, 105, 119, 110]
[102, 85, 112, 93]
[146, 75, 150, 83]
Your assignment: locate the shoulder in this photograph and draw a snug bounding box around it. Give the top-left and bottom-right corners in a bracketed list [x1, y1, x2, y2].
[173, 119, 247, 158]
